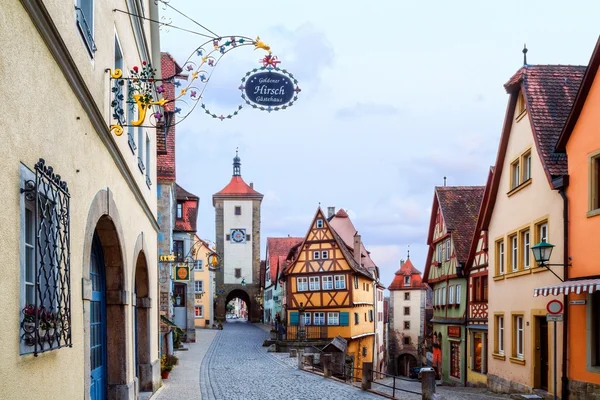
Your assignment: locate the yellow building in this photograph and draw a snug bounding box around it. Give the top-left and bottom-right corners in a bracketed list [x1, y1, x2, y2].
[193, 236, 215, 329]
[281, 208, 377, 373]
[0, 1, 161, 399]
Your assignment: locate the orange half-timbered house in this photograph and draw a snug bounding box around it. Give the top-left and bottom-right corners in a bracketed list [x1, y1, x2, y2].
[281, 208, 377, 372]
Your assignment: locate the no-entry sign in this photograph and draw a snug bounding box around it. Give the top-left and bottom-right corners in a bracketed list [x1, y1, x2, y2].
[547, 300, 563, 314]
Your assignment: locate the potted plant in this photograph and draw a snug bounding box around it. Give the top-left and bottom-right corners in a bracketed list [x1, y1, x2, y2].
[22, 305, 37, 333]
[160, 354, 173, 379]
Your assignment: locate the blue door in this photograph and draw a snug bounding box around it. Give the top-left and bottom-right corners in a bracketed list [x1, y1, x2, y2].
[90, 234, 107, 400]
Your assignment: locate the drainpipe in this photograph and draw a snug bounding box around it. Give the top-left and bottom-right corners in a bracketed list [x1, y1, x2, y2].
[460, 262, 468, 387]
[557, 176, 569, 400]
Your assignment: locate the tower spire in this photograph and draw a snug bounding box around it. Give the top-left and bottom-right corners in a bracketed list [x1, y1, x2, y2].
[407, 245, 410, 259]
[523, 43, 528, 65]
[233, 148, 241, 176]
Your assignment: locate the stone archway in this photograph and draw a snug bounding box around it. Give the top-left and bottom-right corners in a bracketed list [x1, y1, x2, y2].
[82, 189, 132, 400]
[397, 353, 417, 377]
[225, 289, 251, 321]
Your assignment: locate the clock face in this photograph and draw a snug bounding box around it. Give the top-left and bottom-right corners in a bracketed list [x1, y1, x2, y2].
[231, 229, 246, 243]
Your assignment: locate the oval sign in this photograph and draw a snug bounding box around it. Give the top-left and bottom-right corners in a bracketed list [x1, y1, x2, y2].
[244, 71, 295, 106]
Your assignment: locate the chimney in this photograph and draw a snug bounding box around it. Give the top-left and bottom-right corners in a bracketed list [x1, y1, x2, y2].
[353, 234, 361, 265]
[250, 182, 254, 189]
[327, 206, 336, 219]
[400, 259, 405, 266]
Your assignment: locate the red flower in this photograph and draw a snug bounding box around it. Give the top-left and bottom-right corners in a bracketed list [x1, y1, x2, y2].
[142, 61, 147, 65]
[133, 66, 139, 72]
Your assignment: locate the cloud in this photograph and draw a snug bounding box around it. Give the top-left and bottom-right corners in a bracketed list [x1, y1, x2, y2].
[336, 103, 401, 119]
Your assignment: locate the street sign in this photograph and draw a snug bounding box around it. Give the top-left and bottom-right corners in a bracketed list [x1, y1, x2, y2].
[547, 314, 563, 322]
[570, 300, 586, 305]
[547, 299, 563, 314]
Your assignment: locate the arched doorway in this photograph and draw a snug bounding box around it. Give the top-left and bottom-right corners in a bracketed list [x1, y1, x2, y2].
[225, 289, 251, 322]
[134, 250, 152, 392]
[397, 353, 417, 377]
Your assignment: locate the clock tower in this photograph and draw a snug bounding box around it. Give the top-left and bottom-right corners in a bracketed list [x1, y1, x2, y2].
[213, 151, 263, 322]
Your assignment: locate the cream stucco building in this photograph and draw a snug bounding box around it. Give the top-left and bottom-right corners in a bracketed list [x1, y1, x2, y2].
[485, 64, 585, 396]
[0, 1, 162, 399]
[193, 236, 215, 329]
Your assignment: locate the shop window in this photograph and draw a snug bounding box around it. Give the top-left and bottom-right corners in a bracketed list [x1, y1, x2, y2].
[450, 341, 461, 379]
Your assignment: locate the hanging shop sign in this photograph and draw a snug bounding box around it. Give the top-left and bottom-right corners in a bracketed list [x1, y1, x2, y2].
[207, 251, 222, 271]
[447, 326, 461, 338]
[174, 263, 190, 281]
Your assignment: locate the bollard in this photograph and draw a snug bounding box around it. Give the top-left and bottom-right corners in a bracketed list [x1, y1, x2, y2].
[421, 370, 436, 400]
[322, 354, 332, 378]
[297, 349, 304, 370]
[361, 362, 373, 390]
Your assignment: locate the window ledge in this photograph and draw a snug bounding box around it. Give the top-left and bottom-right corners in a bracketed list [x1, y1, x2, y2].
[532, 266, 549, 274]
[587, 208, 600, 218]
[507, 178, 532, 197]
[505, 269, 532, 279]
[492, 353, 506, 361]
[510, 356, 526, 365]
[493, 275, 505, 281]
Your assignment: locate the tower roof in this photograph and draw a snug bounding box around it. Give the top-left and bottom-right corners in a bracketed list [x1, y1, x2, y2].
[388, 258, 426, 291]
[213, 151, 263, 205]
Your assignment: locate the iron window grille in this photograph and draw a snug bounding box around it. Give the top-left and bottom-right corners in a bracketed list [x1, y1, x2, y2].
[20, 159, 72, 356]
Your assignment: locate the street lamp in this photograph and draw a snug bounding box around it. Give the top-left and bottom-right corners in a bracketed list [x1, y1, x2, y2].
[531, 239, 563, 282]
[241, 278, 246, 287]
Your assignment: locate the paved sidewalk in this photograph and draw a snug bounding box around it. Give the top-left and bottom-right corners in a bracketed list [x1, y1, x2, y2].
[153, 329, 218, 400]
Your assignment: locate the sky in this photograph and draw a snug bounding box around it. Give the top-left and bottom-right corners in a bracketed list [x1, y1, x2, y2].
[159, 0, 600, 291]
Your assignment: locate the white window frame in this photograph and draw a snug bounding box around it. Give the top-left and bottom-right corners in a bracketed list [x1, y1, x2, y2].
[316, 219, 324, 228]
[446, 239, 451, 260]
[327, 312, 339, 326]
[313, 251, 320, 260]
[499, 241, 505, 274]
[75, 0, 96, 56]
[322, 276, 333, 290]
[334, 275, 346, 289]
[303, 312, 311, 326]
[456, 284, 462, 305]
[511, 235, 518, 272]
[194, 280, 204, 293]
[498, 316, 504, 355]
[176, 202, 183, 219]
[524, 153, 532, 181]
[194, 305, 204, 318]
[404, 275, 411, 285]
[297, 277, 308, 292]
[516, 316, 524, 358]
[442, 286, 447, 305]
[21, 165, 36, 310]
[314, 312, 325, 326]
[449, 285, 455, 304]
[524, 231, 530, 269]
[539, 223, 548, 243]
[195, 260, 203, 271]
[321, 250, 329, 259]
[309, 276, 320, 291]
[437, 243, 443, 262]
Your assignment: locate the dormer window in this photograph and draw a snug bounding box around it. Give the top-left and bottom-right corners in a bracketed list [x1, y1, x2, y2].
[316, 219, 324, 228]
[516, 91, 527, 119]
[404, 276, 411, 286]
[176, 202, 183, 219]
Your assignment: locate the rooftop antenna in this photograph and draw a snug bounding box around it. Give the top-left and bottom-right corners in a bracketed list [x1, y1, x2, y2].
[443, 176, 447, 187]
[523, 43, 528, 65]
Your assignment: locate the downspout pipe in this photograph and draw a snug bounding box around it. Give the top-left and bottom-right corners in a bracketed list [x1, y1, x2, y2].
[554, 175, 570, 400]
[460, 262, 468, 387]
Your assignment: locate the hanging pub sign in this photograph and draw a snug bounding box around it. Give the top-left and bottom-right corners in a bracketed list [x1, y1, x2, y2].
[207, 251, 221, 271]
[174, 263, 190, 282]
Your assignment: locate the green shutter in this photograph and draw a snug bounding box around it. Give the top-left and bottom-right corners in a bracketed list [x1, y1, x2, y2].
[290, 312, 299, 326]
[340, 312, 349, 326]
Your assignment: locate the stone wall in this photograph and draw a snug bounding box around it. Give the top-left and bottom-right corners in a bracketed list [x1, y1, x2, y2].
[569, 379, 600, 400]
[488, 373, 532, 394]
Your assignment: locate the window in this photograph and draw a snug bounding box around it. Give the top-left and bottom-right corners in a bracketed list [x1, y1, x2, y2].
[437, 243, 443, 262]
[195, 260, 203, 271]
[138, 127, 145, 173]
[354, 313, 359, 325]
[174, 240, 184, 261]
[404, 276, 411, 286]
[127, 85, 136, 152]
[404, 307, 410, 316]
[591, 154, 600, 211]
[514, 315, 524, 359]
[473, 277, 481, 302]
[495, 240, 505, 275]
[334, 275, 346, 289]
[496, 315, 504, 355]
[449, 286, 455, 305]
[226, 234, 231, 241]
[403, 337, 411, 345]
[314, 312, 325, 325]
[145, 134, 151, 187]
[536, 221, 548, 244]
[354, 275, 359, 289]
[369, 310, 373, 322]
[316, 219, 324, 228]
[482, 276, 488, 301]
[511, 160, 520, 189]
[327, 312, 339, 325]
[591, 292, 600, 366]
[235, 206, 241, 215]
[517, 90, 526, 115]
[471, 331, 487, 373]
[194, 306, 204, 318]
[404, 321, 410, 330]
[510, 234, 518, 272]
[297, 277, 308, 292]
[404, 292, 410, 301]
[113, 36, 124, 127]
[313, 251, 320, 260]
[522, 151, 532, 181]
[176, 202, 183, 219]
[321, 250, 329, 259]
[195, 280, 203, 293]
[450, 341, 461, 379]
[456, 284, 462, 304]
[309, 276, 320, 291]
[522, 230, 530, 269]
[303, 312, 311, 326]
[446, 239, 451, 260]
[75, 0, 96, 55]
[246, 234, 251, 241]
[442, 286, 447, 305]
[322, 276, 333, 290]
[234, 268, 242, 279]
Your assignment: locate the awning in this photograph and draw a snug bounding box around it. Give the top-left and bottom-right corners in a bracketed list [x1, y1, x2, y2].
[160, 315, 184, 335]
[533, 278, 600, 297]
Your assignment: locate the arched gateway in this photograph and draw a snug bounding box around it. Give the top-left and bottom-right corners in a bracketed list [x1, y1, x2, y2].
[213, 152, 263, 322]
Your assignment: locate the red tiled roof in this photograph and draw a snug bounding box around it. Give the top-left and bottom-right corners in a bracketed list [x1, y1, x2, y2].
[266, 237, 303, 284]
[505, 65, 586, 179]
[212, 176, 263, 205]
[328, 208, 377, 269]
[174, 184, 199, 232]
[388, 258, 426, 290]
[436, 186, 485, 262]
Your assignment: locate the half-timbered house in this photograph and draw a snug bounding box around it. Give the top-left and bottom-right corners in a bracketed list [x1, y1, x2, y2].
[464, 168, 494, 387]
[423, 185, 485, 385]
[281, 208, 377, 373]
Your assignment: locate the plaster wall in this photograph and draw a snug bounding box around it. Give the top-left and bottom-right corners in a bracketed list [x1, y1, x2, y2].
[487, 111, 564, 394]
[223, 200, 253, 284]
[391, 289, 425, 348]
[0, 2, 160, 399]
[193, 242, 213, 329]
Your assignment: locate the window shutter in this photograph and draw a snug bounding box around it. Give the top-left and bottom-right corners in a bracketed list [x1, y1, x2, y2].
[340, 312, 349, 326]
[290, 312, 299, 325]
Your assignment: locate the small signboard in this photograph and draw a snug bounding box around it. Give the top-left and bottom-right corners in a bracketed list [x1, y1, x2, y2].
[547, 300, 563, 314]
[547, 314, 563, 322]
[174, 264, 190, 281]
[448, 325, 461, 338]
[570, 300, 586, 305]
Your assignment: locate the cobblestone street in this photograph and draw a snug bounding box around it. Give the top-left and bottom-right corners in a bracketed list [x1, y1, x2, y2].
[200, 322, 379, 400]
